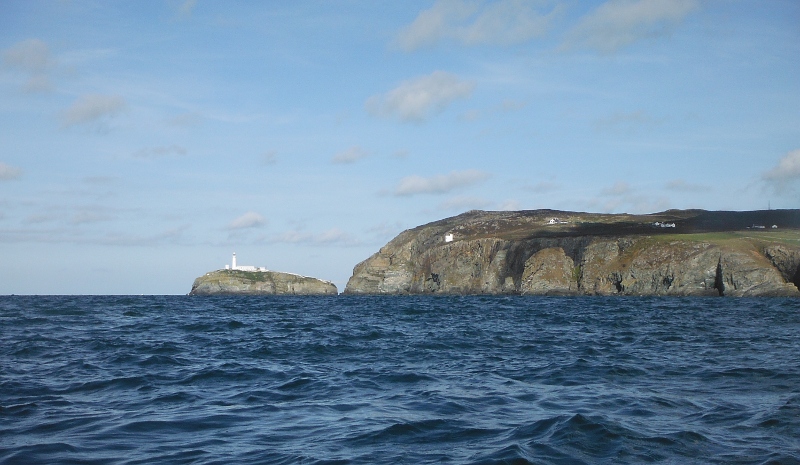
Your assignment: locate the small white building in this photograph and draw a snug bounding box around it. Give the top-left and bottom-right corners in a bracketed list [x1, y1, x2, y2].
[445, 233, 454, 243]
[227, 252, 268, 272]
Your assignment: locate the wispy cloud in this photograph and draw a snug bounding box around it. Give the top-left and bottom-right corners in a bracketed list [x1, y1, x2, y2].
[228, 211, 266, 230]
[601, 181, 633, 196]
[525, 181, 560, 193]
[762, 149, 800, 193]
[394, 169, 490, 196]
[395, 0, 558, 51]
[0, 224, 190, 247]
[262, 150, 278, 165]
[332, 146, 369, 164]
[563, 0, 699, 53]
[664, 179, 710, 192]
[132, 145, 187, 159]
[0, 163, 22, 181]
[366, 71, 474, 122]
[270, 228, 361, 246]
[497, 199, 521, 211]
[179, 0, 198, 16]
[71, 210, 115, 225]
[594, 181, 670, 213]
[61, 94, 127, 128]
[366, 221, 405, 242]
[2, 38, 55, 92]
[167, 112, 202, 127]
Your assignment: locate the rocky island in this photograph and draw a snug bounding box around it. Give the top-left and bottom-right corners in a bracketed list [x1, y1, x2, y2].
[190, 253, 337, 295]
[344, 209, 800, 297]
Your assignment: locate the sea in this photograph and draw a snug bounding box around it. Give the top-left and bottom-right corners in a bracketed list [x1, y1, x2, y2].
[1, 295, 799, 465]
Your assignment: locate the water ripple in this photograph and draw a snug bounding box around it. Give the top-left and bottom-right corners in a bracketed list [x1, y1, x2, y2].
[1, 295, 799, 464]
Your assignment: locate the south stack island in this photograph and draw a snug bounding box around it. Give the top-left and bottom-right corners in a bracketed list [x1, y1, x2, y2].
[190, 252, 337, 295]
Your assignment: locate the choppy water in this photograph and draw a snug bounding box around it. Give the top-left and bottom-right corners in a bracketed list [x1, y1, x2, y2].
[1, 296, 799, 464]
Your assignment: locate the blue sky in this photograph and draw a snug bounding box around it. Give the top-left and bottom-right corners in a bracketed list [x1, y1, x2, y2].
[1, 0, 799, 294]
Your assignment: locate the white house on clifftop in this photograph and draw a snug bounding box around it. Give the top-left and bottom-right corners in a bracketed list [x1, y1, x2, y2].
[224, 252, 268, 272]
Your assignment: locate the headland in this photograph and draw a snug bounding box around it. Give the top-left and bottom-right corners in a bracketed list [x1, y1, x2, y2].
[343, 209, 800, 297]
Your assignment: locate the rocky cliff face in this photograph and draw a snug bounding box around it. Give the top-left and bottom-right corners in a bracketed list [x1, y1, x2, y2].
[190, 270, 337, 295]
[344, 209, 800, 297]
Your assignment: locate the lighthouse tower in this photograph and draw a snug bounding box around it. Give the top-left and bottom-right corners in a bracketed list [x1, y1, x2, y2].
[232, 252, 237, 270]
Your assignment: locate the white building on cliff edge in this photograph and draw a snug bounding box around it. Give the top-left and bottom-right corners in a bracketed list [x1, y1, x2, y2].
[224, 252, 268, 272]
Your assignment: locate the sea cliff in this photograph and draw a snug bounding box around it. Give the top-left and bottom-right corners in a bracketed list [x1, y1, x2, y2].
[344, 209, 800, 297]
[190, 270, 337, 295]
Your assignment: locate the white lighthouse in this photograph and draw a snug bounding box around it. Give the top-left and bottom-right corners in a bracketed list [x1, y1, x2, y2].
[225, 252, 267, 272]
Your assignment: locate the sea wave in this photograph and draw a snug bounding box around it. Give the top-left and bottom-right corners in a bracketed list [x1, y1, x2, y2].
[1, 295, 799, 464]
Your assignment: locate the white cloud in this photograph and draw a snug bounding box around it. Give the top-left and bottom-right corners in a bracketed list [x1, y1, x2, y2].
[228, 211, 266, 230]
[168, 112, 202, 127]
[601, 181, 633, 196]
[61, 94, 127, 128]
[0, 163, 22, 181]
[262, 150, 278, 165]
[332, 146, 368, 164]
[763, 149, 800, 193]
[366, 221, 405, 241]
[179, 0, 198, 16]
[593, 181, 670, 213]
[133, 145, 187, 159]
[270, 228, 361, 246]
[366, 71, 475, 122]
[525, 181, 560, 193]
[394, 169, 490, 196]
[497, 199, 521, 211]
[2, 38, 55, 92]
[664, 179, 710, 192]
[499, 99, 527, 112]
[563, 0, 699, 53]
[3, 38, 52, 72]
[395, 0, 558, 51]
[71, 211, 114, 225]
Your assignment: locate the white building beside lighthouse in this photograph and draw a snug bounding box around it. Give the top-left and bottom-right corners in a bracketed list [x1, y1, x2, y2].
[225, 252, 268, 272]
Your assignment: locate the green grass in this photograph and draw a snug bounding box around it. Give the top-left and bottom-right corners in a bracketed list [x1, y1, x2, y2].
[218, 270, 271, 282]
[653, 230, 800, 246]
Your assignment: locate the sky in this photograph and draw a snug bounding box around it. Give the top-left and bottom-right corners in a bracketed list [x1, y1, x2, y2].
[1, 0, 799, 295]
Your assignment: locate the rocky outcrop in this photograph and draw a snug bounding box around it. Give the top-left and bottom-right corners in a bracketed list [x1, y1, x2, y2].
[190, 270, 337, 295]
[344, 209, 800, 297]
[520, 248, 577, 295]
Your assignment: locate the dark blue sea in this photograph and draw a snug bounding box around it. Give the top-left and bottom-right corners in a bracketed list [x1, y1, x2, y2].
[1, 296, 799, 464]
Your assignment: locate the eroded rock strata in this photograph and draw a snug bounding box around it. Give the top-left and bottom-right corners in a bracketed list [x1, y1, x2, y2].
[190, 270, 337, 295]
[344, 209, 800, 297]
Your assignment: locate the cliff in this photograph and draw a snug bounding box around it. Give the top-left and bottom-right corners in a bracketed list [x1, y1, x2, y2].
[344, 209, 800, 297]
[190, 270, 337, 295]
